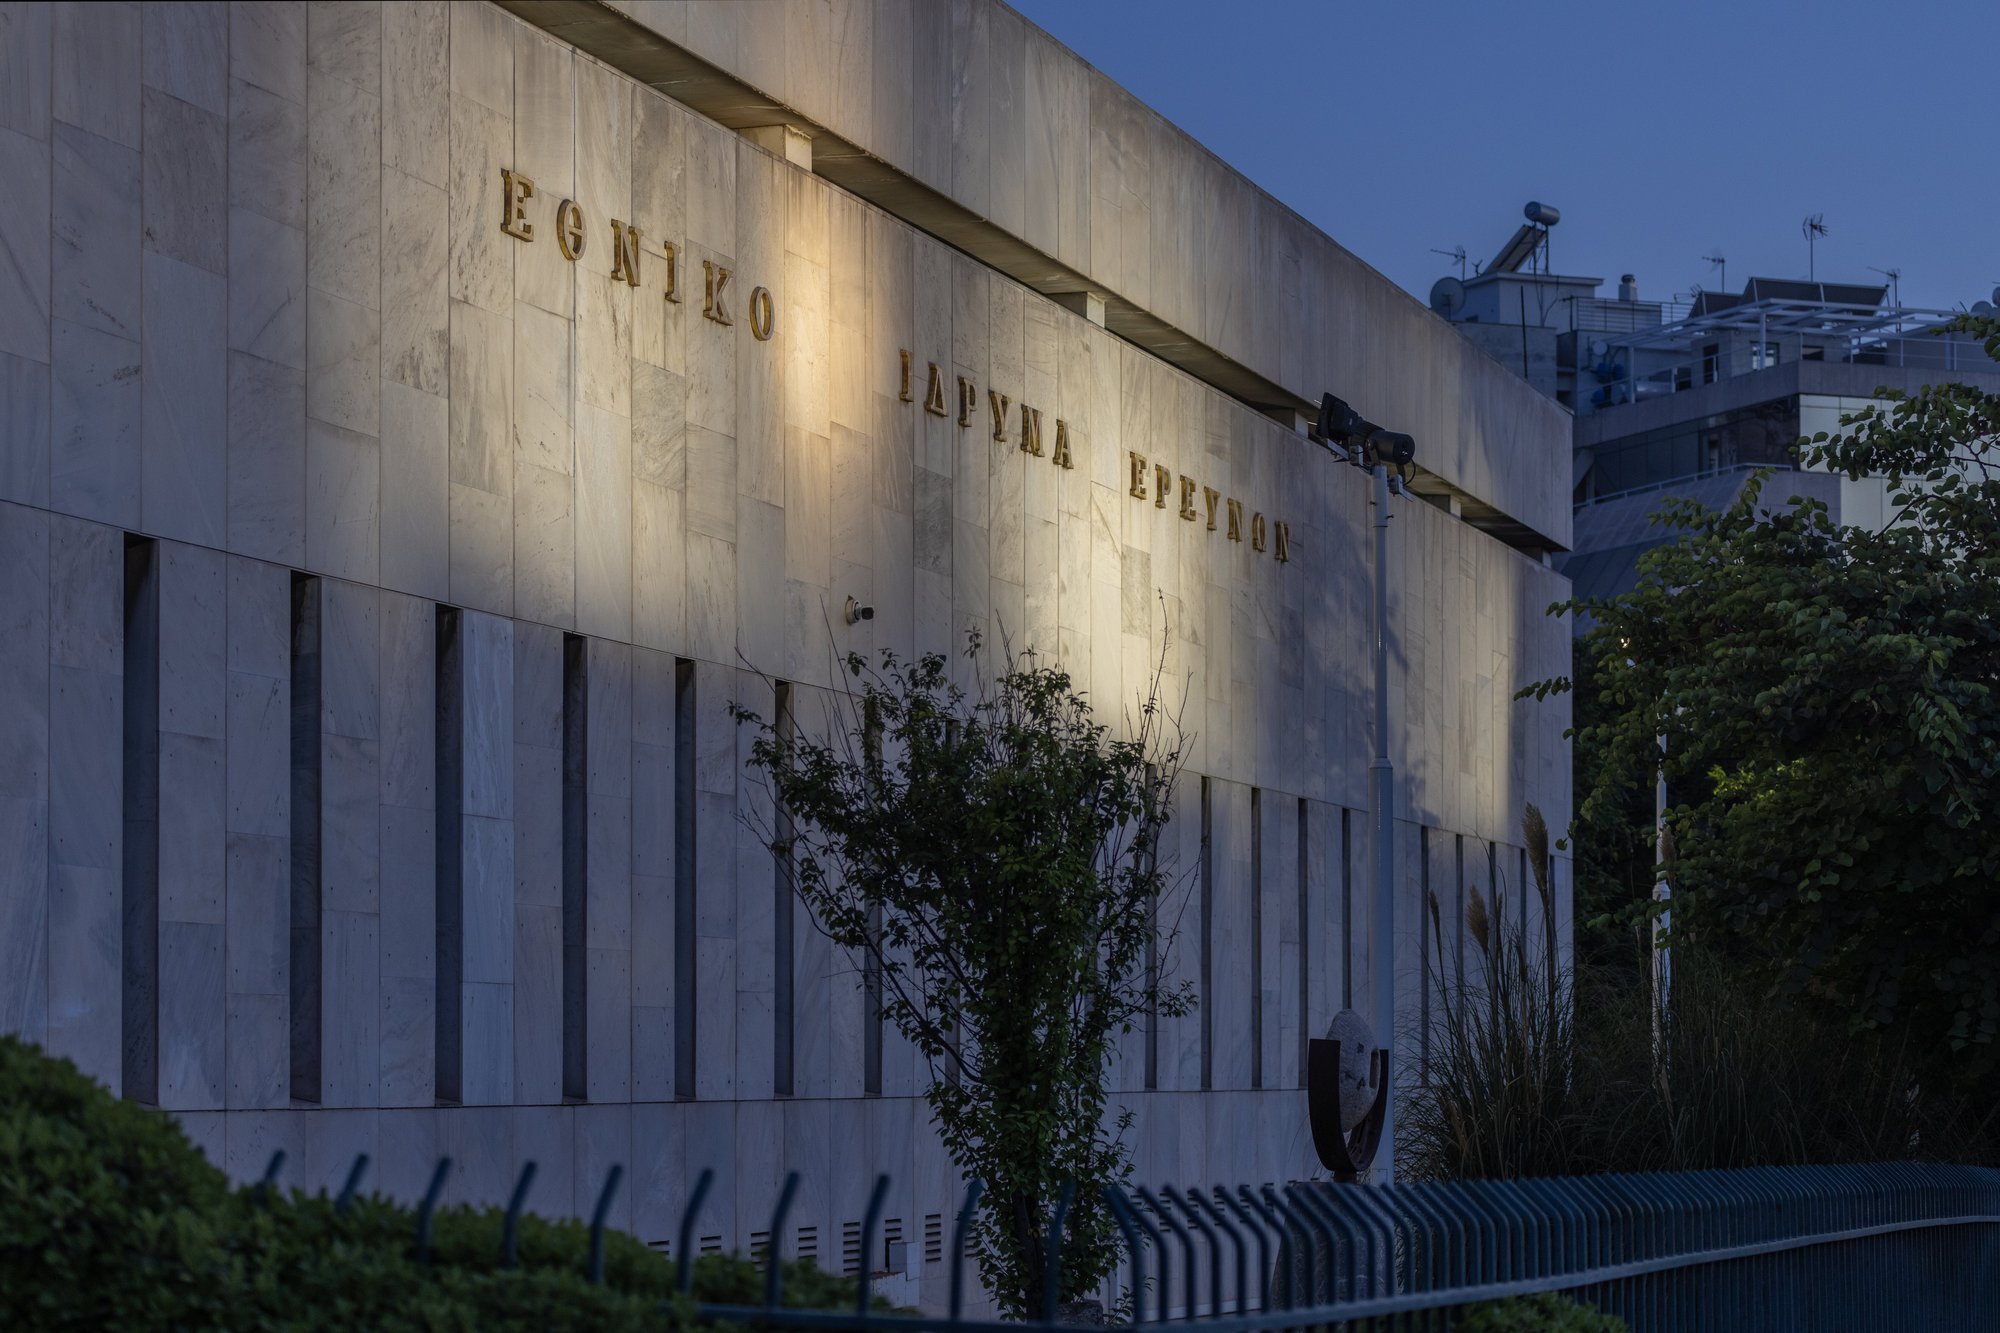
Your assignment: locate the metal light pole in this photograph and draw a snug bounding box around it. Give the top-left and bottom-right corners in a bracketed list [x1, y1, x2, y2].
[1315, 394, 1414, 1184]
[1367, 458, 1397, 1179]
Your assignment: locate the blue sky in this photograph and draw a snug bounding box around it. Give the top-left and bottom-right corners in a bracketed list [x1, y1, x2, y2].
[1008, 0, 2000, 314]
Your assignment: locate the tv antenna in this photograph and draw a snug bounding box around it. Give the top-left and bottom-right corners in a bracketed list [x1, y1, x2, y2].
[1702, 251, 1726, 293]
[1431, 245, 1468, 280]
[1802, 215, 1829, 280]
[1868, 266, 1902, 309]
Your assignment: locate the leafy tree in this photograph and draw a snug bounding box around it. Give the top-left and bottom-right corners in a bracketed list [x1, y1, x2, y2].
[1537, 315, 2000, 1097]
[732, 636, 1191, 1316]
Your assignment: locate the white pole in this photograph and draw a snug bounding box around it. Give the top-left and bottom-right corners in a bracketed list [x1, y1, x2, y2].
[1370, 462, 1397, 1181]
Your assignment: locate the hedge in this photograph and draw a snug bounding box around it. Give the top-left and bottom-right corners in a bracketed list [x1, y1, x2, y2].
[0, 1035, 860, 1331]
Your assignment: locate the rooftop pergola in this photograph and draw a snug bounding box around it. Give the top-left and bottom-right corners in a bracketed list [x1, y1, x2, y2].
[1610, 296, 1961, 354]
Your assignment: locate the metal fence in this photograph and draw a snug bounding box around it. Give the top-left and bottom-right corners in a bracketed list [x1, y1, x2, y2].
[690, 1161, 2000, 1332]
[265, 1151, 2000, 1330]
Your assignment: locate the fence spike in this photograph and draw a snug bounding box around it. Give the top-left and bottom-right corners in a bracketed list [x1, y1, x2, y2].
[1124, 1190, 1172, 1324]
[677, 1168, 714, 1293]
[764, 1171, 801, 1309]
[949, 1179, 986, 1321]
[1218, 1189, 1271, 1314]
[589, 1165, 624, 1285]
[1103, 1187, 1147, 1326]
[1285, 1183, 1344, 1309]
[335, 1153, 370, 1215]
[416, 1157, 453, 1263]
[502, 1161, 538, 1271]
[856, 1174, 890, 1318]
[1190, 1189, 1246, 1317]
[1137, 1187, 1197, 1320]
[1258, 1186, 1307, 1311]
[1042, 1179, 1077, 1324]
[1174, 1188, 1221, 1320]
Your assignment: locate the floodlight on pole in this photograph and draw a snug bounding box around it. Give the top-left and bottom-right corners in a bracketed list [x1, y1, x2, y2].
[1312, 392, 1416, 1182]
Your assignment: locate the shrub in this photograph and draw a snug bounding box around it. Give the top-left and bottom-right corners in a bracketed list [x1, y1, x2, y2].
[0, 1035, 864, 1331]
[1454, 1292, 1627, 1332]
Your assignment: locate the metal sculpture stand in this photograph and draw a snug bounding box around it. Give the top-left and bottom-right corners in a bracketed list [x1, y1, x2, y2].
[1306, 1038, 1389, 1182]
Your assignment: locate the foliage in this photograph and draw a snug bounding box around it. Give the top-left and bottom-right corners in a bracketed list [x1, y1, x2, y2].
[0, 1034, 864, 1331]
[733, 634, 1191, 1316]
[1453, 1291, 1628, 1332]
[1532, 313, 2000, 1097]
[1402, 813, 1993, 1184]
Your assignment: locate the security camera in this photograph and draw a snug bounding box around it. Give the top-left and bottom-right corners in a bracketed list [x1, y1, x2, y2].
[844, 596, 875, 625]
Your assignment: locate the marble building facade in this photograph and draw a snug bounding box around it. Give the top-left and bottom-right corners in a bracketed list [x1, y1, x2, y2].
[0, 0, 1570, 1299]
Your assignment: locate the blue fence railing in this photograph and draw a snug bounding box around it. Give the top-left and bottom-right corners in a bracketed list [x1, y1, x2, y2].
[689, 1161, 2000, 1332]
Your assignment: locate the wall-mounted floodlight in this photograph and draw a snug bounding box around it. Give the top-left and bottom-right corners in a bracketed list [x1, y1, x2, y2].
[1315, 394, 1416, 470]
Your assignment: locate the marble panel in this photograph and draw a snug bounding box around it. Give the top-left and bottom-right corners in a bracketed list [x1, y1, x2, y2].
[462, 813, 515, 985]
[576, 272, 633, 418]
[459, 980, 514, 1106]
[307, 0, 379, 95]
[52, 122, 139, 341]
[512, 461, 575, 629]
[140, 87, 225, 273]
[382, 1, 447, 186]
[228, 208, 305, 369]
[306, 287, 380, 437]
[632, 361, 684, 488]
[378, 804, 436, 980]
[381, 168, 449, 395]
[142, 252, 227, 546]
[510, 900, 560, 1102]
[54, 2, 140, 148]
[226, 350, 306, 565]
[449, 0, 513, 114]
[321, 733, 382, 915]
[305, 415, 380, 583]
[158, 918, 225, 1109]
[157, 542, 226, 740]
[323, 907, 381, 1106]
[304, 52, 380, 312]
[512, 300, 572, 475]
[143, 1, 226, 115]
[228, 77, 306, 229]
[631, 479, 685, 654]
[376, 592, 434, 809]
[575, 403, 633, 641]
[0, 504, 48, 1047]
[448, 94, 512, 315]
[224, 990, 287, 1109]
[378, 379, 447, 599]
[0, 128, 50, 364]
[460, 610, 515, 820]
[224, 831, 285, 998]
[448, 298, 512, 493]
[735, 496, 783, 674]
[379, 972, 434, 1107]
[229, 1, 305, 104]
[225, 672, 287, 840]
[0, 351, 50, 507]
[586, 795, 633, 949]
[46, 862, 119, 1085]
[586, 947, 632, 1103]
[448, 476, 512, 618]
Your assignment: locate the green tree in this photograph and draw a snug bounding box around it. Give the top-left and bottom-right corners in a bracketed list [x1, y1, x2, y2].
[732, 636, 1191, 1316]
[1539, 315, 2000, 1097]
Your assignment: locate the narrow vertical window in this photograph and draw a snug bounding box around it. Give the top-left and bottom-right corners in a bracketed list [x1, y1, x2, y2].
[288, 573, 322, 1105]
[1419, 825, 1432, 1079]
[1341, 808, 1353, 1009]
[862, 703, 884, 1097]
[673, 660, 697, 1100]
[121, 537, 159, 1105]
[434, 606, 463, 1104]
[773, 681, 795, 1097]
[562, 635, 589, 1102]
[1199, 776, 1213, 1091]
[1297, 798, 1309, 1088]
[1250, 787, 1263, 1090]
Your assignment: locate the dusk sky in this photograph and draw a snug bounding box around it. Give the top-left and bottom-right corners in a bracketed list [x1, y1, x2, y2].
[1010, 0, 2000, 316]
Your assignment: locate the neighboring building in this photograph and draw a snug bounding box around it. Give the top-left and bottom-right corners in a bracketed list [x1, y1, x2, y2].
[1433, 207, 2000, 615]
[0, 0, 1571, 1300]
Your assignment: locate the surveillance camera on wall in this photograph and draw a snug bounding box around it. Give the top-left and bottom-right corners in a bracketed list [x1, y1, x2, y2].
[844, 596, 875, 625]
[1315, 393, 1416, 469]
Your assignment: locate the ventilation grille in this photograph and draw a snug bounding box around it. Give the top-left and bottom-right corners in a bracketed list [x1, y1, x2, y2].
[700, 1235, 723, 1257]
[924, 1213, 943, 1265]
[750, 1230, 770, 1264]
[646, 1238, 671, 1258]
[797, 1225, 818, 1265]
[841, 1221, 861, 1276]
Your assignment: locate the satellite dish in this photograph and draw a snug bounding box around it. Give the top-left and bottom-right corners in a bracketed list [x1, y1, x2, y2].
[1974, 301, 1997, 316]
[1991, 285, 2000, 306]
[1589, 338, 1609, 360]
[1430, 276, 1466, 317]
